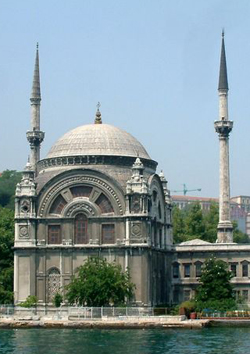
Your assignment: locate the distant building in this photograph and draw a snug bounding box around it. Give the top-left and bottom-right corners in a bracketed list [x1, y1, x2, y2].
[231, 196, 250, 213]
[172, 195, 218, 212]
[172, 195, 248, 236]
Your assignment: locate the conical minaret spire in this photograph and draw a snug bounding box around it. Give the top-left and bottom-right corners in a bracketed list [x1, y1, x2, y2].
[31, 43, 41, 101]
[214, 31, 234, 243]
[218, 30, 229, 91]
[26, 44, 45, 175]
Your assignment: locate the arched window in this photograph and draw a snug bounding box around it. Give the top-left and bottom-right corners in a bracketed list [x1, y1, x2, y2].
[74, 214, 88, 244]
[47, 268, 61, 303]
[70, 186, 92, 198]
[96, 193, 114, 214]
[50, 194, 67, 214]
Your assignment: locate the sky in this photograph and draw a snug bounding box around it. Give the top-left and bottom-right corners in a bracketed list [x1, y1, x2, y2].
[1, 0, 250, 198]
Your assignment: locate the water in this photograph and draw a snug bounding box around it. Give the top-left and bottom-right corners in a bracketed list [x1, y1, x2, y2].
[0, 327, 249, 354]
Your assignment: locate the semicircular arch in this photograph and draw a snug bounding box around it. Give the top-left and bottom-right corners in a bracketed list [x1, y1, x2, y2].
[38, 169, 125, 217]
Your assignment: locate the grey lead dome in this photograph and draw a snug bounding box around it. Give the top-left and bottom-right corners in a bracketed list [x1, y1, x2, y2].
[47, 123, 151, 160]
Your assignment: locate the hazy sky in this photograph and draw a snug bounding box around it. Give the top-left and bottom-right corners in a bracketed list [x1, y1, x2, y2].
[1, 0, 250, 198]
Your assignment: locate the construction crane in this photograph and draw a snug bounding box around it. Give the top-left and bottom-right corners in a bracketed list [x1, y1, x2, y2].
[171, 184, 202, 196]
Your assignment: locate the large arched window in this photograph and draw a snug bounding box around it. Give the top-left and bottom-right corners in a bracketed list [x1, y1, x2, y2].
[74, 214, 88, 244]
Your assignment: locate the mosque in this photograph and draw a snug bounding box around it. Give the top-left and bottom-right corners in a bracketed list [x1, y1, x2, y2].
[14, 35, 250, 306]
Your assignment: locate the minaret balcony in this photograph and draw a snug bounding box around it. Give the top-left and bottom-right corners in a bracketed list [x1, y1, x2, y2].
[214, 120, 233, 137]
[26, 130, 45, 145]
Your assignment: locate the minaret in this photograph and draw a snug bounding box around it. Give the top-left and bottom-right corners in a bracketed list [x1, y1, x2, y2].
[26, 44, 45, 174]
[214, 31, 234, 243]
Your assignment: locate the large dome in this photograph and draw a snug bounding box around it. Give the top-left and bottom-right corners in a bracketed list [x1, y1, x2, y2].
[47, 123, 151, 160]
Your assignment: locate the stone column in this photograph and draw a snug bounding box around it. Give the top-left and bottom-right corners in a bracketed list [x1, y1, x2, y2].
[215, 119, 233, 242]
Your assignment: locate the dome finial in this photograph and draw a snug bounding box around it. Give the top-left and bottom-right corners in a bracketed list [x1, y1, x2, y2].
[95, 102, 102, 124]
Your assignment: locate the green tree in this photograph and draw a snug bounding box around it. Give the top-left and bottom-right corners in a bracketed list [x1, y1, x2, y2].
[195, 257, 236, 311]
[203, 202, 219, 243]
[0, 170, 21, 210]
[172, 206, 186, 243]
[0, 207, 14, 303]
[65, 257, 135, 306]
[184, 202, 205, 240]
[232, 221, 249, 243]
[172, 201, 249, 244]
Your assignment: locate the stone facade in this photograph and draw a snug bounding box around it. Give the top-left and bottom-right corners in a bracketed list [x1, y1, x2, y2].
[14, 57, 173, 305]
[171, 241, 250, 305]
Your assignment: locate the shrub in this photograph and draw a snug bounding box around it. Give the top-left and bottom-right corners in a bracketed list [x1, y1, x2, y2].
[19, 295, 38, 308]
[53, 293, 63, 308]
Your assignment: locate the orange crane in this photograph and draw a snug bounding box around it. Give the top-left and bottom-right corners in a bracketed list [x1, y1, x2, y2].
[171, 184, 201, 196]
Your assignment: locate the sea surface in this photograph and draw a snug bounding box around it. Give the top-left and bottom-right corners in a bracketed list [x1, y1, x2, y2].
[0, 327, 249, 354]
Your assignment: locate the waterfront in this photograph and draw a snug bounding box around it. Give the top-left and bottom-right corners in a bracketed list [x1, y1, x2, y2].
[0, 327, 249, 354]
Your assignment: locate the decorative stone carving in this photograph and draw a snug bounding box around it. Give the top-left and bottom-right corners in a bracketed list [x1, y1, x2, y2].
[15, 161, 36, 198]
[65, 202, 96, 217]
[37, 155, 157, 173]
[19, 226, 29, 239]
[131, 222, 142, 238]
[126, 157, 149, 195]
[130, 222, 144, 243]
[40, 175, 123, 216]
[131, 195, 141, 213]
[20, 199, 30, 213]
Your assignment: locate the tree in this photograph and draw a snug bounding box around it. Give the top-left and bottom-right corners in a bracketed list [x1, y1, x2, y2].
[233, 221, 249, 243]
[65, 257, 135, 306]
[195, 257, 236, 311]
[172, 206, 186, 243]
[184, 203, 205, 240]
[203, 202, 219, 243]
[0, 207, 15, 303]
[172, 202, 249, 244]
[0, 170, 21, 210]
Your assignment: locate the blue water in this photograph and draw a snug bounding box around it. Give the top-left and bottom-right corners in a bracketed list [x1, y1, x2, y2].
[0, 328, 249, 354]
